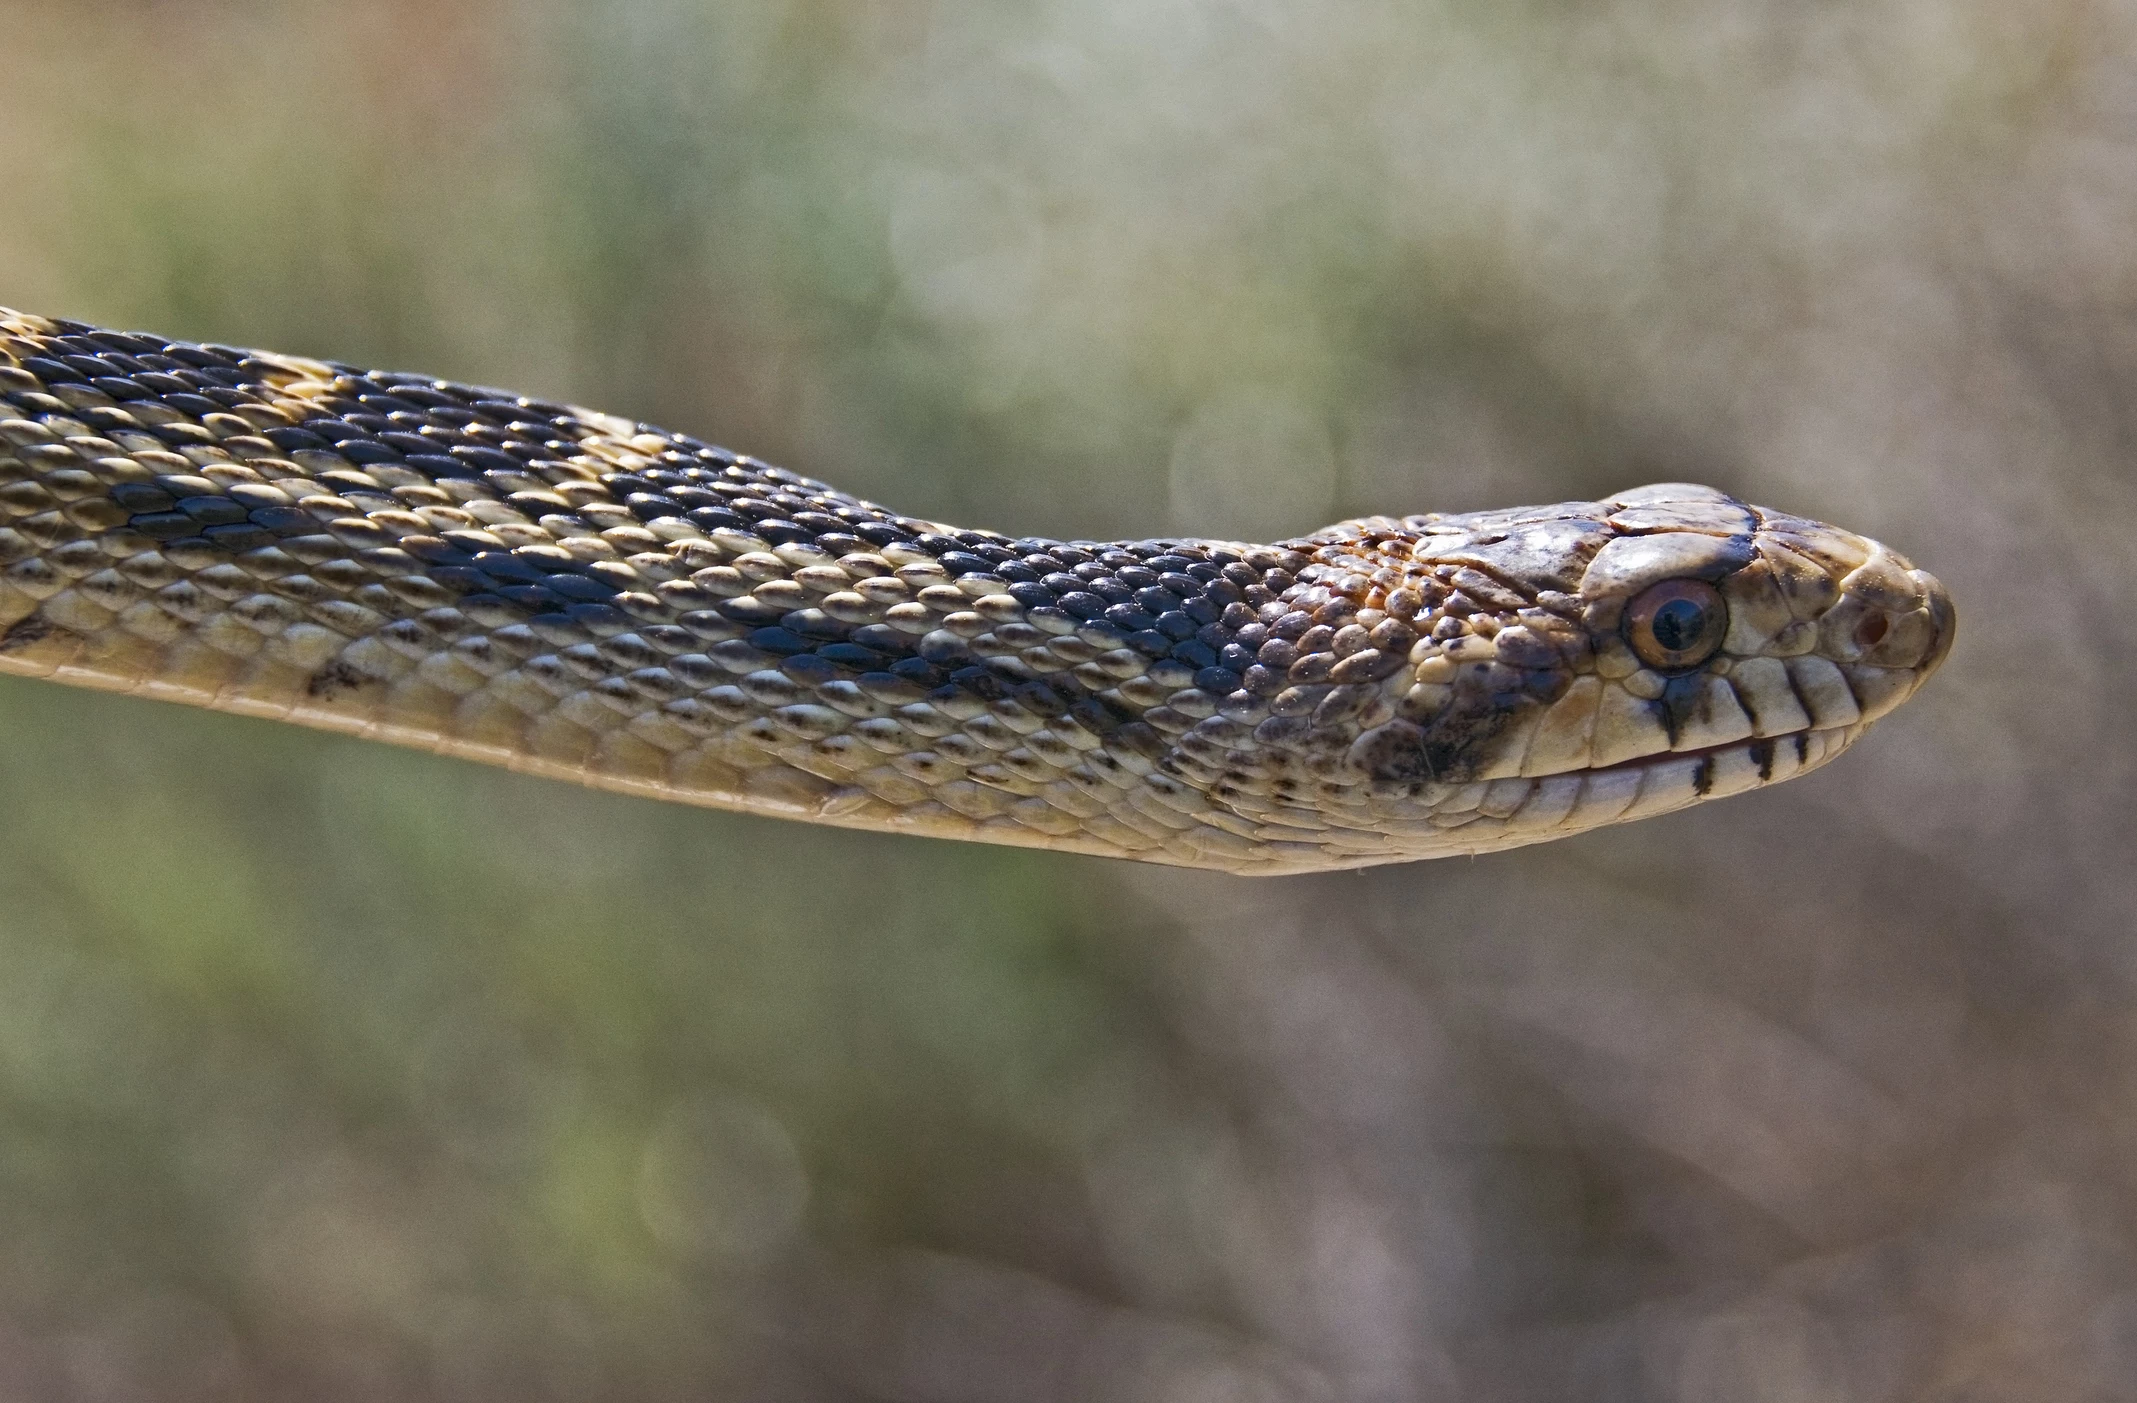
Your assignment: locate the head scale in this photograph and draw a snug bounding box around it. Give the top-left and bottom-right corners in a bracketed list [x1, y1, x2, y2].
[1197, 483, 1953, 870]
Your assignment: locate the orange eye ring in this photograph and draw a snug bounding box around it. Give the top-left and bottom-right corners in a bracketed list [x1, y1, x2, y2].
[1624, 578, 1728, 671]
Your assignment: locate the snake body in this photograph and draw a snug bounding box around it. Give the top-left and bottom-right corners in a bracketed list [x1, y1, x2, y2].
[0, 308, 1952, 873]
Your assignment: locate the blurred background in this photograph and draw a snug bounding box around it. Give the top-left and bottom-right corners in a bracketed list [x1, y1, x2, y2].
[0, 1, 2130, 1398]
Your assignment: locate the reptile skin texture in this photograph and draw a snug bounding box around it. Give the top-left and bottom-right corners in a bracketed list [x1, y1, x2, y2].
[0, 308, 1953, 873]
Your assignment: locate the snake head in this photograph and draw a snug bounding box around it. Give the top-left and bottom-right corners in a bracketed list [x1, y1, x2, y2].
[1236, 483, 1953, 864]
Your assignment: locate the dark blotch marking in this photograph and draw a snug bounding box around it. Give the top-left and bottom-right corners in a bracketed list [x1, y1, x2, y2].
[1113, 721, 1169, 761]
[1750, 737, 1775, 781]
[1378, 665, 1572, 787]
[1068, 693, 1137, 741]
[1346, 720, 1437, 783]
[1660, 673, 1731, 748]
[1412, 700, 1517, 784]
[945, 666, 1007, 703]
[0, 613, 57, 654]
[307, 660, 373, 699]
[1692, 756, 1714, 796]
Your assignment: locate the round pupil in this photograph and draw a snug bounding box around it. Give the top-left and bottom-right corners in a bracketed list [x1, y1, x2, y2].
[1649, 597, 1708, 653]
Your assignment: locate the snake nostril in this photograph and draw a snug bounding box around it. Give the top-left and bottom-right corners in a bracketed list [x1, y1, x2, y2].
[1855, 613, 1889, 648]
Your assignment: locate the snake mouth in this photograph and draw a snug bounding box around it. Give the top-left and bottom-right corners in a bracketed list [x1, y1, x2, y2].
[1424, 722, 1868, 855]
[1579, 723, 1860, 796]
[1472, 610, 1950, 840]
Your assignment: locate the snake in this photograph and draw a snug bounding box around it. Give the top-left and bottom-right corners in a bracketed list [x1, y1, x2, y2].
[0, 307, 1953, 874]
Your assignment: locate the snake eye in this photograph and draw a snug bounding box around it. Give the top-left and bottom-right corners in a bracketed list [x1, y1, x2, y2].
[1624, 578, 1728, 670]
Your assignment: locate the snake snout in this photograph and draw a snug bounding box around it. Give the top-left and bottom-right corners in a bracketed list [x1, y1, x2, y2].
[1806, 549, 1953, 725]
[1914, 569, 1957, 677]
